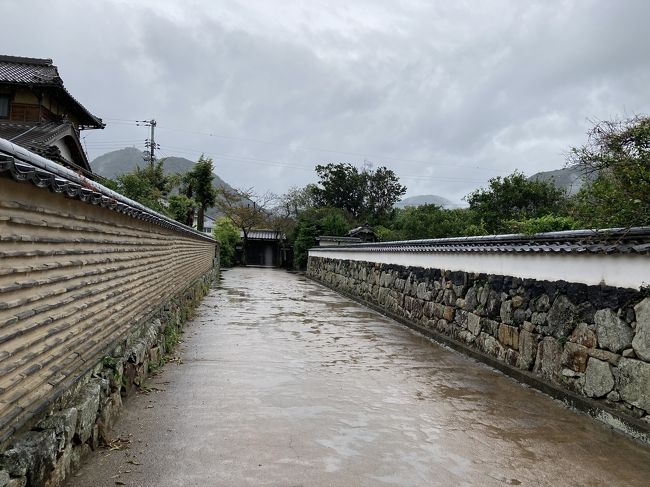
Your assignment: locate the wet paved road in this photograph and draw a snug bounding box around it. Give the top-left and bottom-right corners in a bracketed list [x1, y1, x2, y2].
[68, 267, 650, 486]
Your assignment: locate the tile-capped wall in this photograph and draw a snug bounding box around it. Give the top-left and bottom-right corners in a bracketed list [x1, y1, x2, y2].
[0, 177, 217, 445]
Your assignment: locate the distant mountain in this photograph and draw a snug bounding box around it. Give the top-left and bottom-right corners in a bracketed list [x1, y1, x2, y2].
[529, 165, 594, 196]
[90, 147, 243, 218]
[90, 147, 233, 192]
[91, 147, 148, 179]
[395, 194, 460, 209]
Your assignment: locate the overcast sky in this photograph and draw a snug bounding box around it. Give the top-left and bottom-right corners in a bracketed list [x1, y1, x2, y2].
[3, 0, 650, 203]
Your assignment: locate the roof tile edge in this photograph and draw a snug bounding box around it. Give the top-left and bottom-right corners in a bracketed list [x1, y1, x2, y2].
[0, 137, 214, 242]
[0, 54, 53, 65]
[310, 227, 650, 255]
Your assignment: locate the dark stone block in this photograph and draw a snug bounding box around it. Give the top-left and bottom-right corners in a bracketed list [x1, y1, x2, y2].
[0, 431, 57, 486]
[488, 275, 504, 292]
[577, 302, 596, 323]
[588, 285, 619, 310]
[513, 308, 527, 325]
[503, 276, 514, 289]
[455, 309, 468, 328]
[542, 280, 559, 298]
[486, 291, 501, 319]
[480, 317, 500, 337]
[544, 295, 578, 338]
[522, 278, 541, 290]
[567, 282, 588, 303]
[464, 287, 479, 312]
[450, 271, 466, 287]
[623, 307, 635, 324]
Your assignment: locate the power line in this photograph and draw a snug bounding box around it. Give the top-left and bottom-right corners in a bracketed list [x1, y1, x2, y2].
[85, 138, 145, 144]
[98, 117, 498, 185]
[156, 124, 495, 172]
[85, 143, 145, 148]
[102, 118, 141, 126]
[102, 117, 497, 172]
[156, 144, 489, 184]
[140, 119, 158, 165]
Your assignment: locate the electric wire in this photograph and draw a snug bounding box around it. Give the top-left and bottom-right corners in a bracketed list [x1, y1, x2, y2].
[155, 144, 489, 184]
[100, 117, 499, 173]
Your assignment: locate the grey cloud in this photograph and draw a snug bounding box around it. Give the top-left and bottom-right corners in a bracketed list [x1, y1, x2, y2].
[2, 0, 649, 203]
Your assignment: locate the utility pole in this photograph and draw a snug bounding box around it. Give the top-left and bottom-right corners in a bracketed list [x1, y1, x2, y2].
[139, 119, 159, 166]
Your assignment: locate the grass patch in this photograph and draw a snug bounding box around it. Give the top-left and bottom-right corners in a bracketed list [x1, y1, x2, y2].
[163, 324, 180, 352]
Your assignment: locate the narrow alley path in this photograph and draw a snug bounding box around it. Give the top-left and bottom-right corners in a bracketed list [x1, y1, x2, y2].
[68, 267, 650, 486]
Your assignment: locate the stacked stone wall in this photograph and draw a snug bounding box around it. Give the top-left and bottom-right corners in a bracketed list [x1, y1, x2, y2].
[307, 256, 650, 439]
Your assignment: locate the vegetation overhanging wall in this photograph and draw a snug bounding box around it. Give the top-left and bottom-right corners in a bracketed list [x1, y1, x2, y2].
[307, 254, 650, 441]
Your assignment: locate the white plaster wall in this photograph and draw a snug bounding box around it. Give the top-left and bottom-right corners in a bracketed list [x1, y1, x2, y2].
[309, 249, 649, 290]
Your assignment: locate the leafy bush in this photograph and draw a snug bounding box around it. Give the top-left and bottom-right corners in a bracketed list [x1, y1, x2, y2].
[213, 217, 240, 267]
[374, 225, 402, 242]
[508, 215, 580, 235]
[466, 171, 568, 234]
[292, 208, 352, 269]
[568, 116, 650, 228]
[388, 205, 484, 240]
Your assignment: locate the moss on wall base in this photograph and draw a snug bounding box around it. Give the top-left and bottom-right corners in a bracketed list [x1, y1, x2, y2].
[0, 270, 215, 487]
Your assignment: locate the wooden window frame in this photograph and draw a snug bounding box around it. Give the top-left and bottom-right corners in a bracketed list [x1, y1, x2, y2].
[0, 94, 10, 119]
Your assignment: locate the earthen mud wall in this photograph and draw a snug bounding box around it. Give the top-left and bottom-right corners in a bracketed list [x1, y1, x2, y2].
[0, 176, 217, 449]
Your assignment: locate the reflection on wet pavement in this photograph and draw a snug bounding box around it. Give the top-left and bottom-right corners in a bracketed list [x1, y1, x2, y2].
[68, 267, 650, 487]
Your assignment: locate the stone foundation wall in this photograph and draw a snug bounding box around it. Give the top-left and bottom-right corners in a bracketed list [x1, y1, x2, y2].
[0, 272, 213, 487]
[307, 256, 650, 440]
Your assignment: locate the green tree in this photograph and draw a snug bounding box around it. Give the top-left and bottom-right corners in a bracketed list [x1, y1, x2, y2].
[278, 184, 319, 218]
[215, 188, 272, 265]
[115, 160, 171, 214]
[183, 155, 217, 231]
[389, 205, 483, 240]
[465, 171, 567, 234]
[311, 163, 406, 222]
[292, 207, 351, 269]
[213, 217, 241, 267]
[312, 163, 367, 217]
[167, 194, 196, 224]
[568, 115, 650, 228]
[365, 166, 407, 224]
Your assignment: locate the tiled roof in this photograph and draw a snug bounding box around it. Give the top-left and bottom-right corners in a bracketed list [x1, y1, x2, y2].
[317, 236, 363, 242]
[0, 121, 69, 146]
[0, 55, 60, 84]
[242, 230, 284, 240]
[0, 137, 214, 242]
[0, 55, 104, 128]
[313, 228, 650, 255]
[348, 224, 374, 236]
[0, 121, 86, 169]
